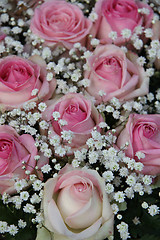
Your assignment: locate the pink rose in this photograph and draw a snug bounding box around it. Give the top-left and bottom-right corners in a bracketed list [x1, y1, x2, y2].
[93, 0, 153, 45]
[37, 164, 114, 240]
[0, 55, 56, 110]
[30, 0, 92, 49]
[117, 114, 160, 175]
[43, 93, 103, 151]
[85, 44, 148, 104]
[0, 125, 45, 194]
[152, 20, 160, 70]
[0, 33, 6, 41]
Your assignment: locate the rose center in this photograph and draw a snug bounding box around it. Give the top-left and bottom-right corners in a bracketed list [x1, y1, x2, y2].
[66, 104, 79, 114]
[0, 64, 32, 89]
[105, 57, 121, 69]
[95, 56, 122, 88]
[74, 183, 87, 192]
[0, 139, 12, 159]
[143, 124, 157, 138]
[114, 2, 133, 13]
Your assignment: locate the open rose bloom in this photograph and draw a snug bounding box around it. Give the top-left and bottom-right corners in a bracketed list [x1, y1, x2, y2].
[30, 0, 92, 49]
[85, 44, 148, 104]
[0, 55, 56, 110]
[93, 0, 153, 45]
[117, 114, 160, 175]
[36, 164, 114, 240]
[0, 125, 39, 194]
[43, 93, 103, 151]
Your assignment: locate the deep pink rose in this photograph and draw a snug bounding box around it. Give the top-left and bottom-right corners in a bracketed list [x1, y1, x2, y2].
[85, 44, 148, 104]
[0, 33, 6, 41]
[0, 55, 56, 110]
[30, 0, 92, 49]
[0, 125, 45, 194]
[39, 164, 114, 240]
[93, 0, 153, 45]
[43, 93, 103, 150]
[117, 114, 160, 175]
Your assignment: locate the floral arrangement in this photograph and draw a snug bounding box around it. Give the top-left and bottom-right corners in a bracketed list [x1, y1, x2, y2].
[0, 0, 160, 240]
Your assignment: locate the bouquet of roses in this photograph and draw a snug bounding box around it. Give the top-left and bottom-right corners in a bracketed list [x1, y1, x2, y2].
[0, 0, 160, 239]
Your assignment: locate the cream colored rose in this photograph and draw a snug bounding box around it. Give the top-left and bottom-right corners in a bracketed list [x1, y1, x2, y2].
[36, 164, 114, 240]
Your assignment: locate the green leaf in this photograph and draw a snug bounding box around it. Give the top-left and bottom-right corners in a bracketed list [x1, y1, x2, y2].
[118, 202, 127, 211]
[151, 176, 160, 189]
[140, 234, 160, 240]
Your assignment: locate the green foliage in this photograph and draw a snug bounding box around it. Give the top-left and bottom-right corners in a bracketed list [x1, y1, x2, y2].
[113, 187, 160, 240]
[0, 200, 37, 240]
[149, 71, 160, 94]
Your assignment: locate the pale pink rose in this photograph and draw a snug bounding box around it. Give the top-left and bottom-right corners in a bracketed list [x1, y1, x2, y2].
[0, 125, 47, 194]
[39, 164, 114, 240]
[0, 55, 56, 110]
[30, 0, 92, 49]
[117, 114, 160, 175]
[85, 44, 148, 104]
[43, 93, 103, 150]
[152, 20, 160, 69]
[93, 0, 153, 45]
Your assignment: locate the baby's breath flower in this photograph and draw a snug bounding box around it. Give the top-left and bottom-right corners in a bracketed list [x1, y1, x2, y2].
[135, 151, 145, 159]
[50, 135, 61, 146]
[133, 38, 143, 49]
[121, 28, 132, 39]
[30, 193, 41, 204]
[106, 105, 114, 113]
[90, 38, 100, 47]
[125, 187, 134, 199]
[142, 201, 148, 209]
[47, 72, 54, 81]
[98, 90, 106, 97]
[39, 120, 49, 130]
[119, 167, 129, 177]
[55, 146, 66, 157]
[31, 88, 39, 96]
[23, 204, 36, 214]
[89, 11, 98, 22]
[42, 47, 51, 59]
[117, 222, 130, 240]
[32, 180, 43, 191]
[108, 31, 117, 41]
[134, 183, 143, 193]
[143, 175, 152, 185]
[72, 159, 80, 168]
[88, 151, 99, 164]
[20, 191, 29, 201]
[111, 203, 119, 214]
[144, 28, 153, 38]
[134, 162, 144, 171]
[8, 225, 18, 236]
[18, 220, 27, 229]
[38, 102, 47, 112]
[41, 164, 52, 174]
[14, 179, 28, 192]
[0, 221, 8, 233]
[105, 183, 114, 194]
[148, 205, 159, 216]
[114, 191, 125, 203]
[126, 175, 136, 187]
[54, 163, 61, 170]
[52, 111, 60, 121]
[61, 130, 73, 142]
[102, 171, 114, 182]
